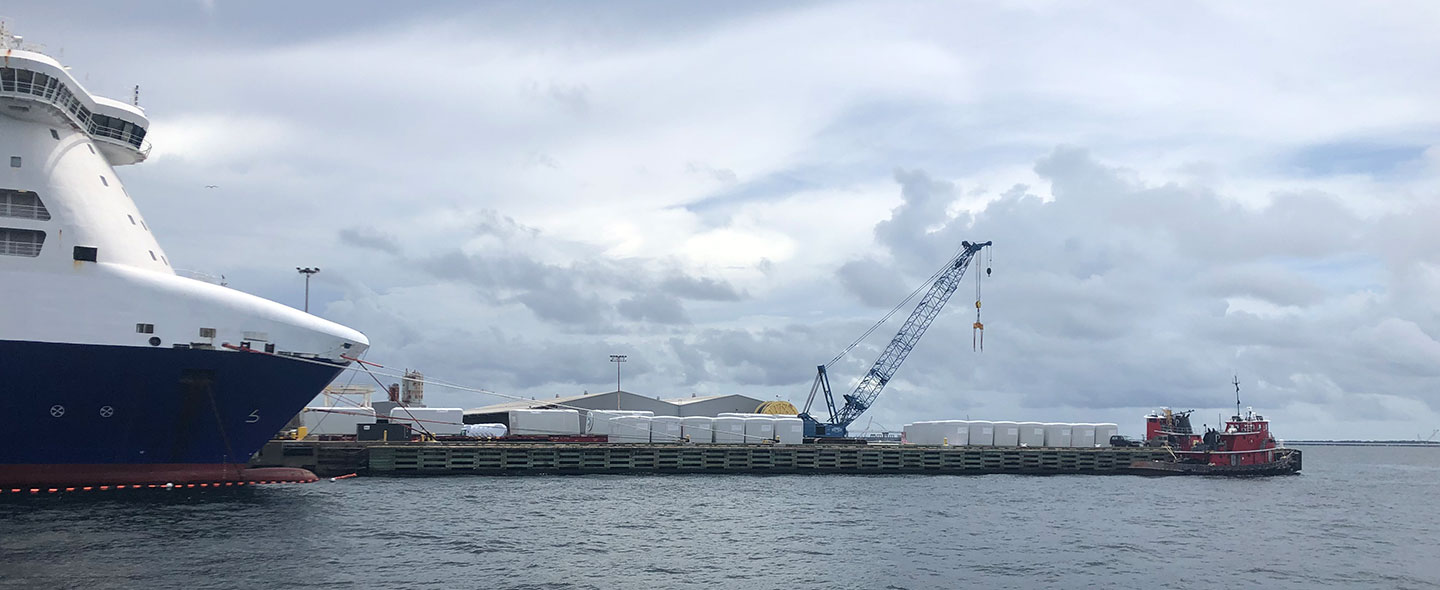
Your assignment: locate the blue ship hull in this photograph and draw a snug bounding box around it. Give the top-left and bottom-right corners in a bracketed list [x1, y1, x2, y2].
[0, 339, 344, 486]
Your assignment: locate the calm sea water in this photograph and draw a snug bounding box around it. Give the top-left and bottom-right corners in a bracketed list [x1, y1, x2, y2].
[2, 445, 1437, 589]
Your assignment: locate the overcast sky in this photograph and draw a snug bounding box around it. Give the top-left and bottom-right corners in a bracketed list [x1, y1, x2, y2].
[10, 1, 1440, 439]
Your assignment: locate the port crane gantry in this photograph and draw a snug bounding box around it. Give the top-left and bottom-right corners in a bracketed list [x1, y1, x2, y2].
[800, 240, 992, 438]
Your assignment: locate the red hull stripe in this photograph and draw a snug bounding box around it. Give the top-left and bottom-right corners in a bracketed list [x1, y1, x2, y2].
[0, 464, 317, 488]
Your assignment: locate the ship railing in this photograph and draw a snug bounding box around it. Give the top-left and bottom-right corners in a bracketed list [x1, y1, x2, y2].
[0, 75, 148, 151]
[175, 269, 228, 286]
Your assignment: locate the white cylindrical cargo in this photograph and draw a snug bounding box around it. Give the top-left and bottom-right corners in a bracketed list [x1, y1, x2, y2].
[1094, 423, 1119, 447]
[1043, 423, 1072, 447]
[713, 416, 747, 444]
[968, 420, 995, 446]
[681, 416, 714, 443]
[935, 420, 969, 446]
[903, 421, 927, 445]
[1071, 423, 1097, 448]
[585, 410, 654, 435]
[743, 416, 775, 444]
[993, 421, 1020, 446]
[650, 416, 683, 443]
[508, 409, 582, 435]
[1017, 422, 1046, 447]
[773, 417, 804, 445]
[388, 407, 465, 436]
[608, 415, 651, 443]
[463, 423, 507, 438]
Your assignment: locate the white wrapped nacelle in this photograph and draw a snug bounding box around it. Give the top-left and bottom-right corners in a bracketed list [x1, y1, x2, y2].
[903, 421, 937, 445]
[388, 407, 465, 436]
[938, 421, 970, 446]
[993, 421, 1020, 446]
[608, 415, 652, 443]
[301, 406, 376, 437]
[585, 410, 654, 435]
[1071, 423, 1097, 448]
[713, 416, 747, 443]
[681, 416, 714, 443]
[508, 409, 581, 435]
[651, 416, 683, 443]
[1094, 423, 1119, 446]
[1017, 422, 1046, 447]
[968, 421, 995, 446]
[464, 423, 507, 438]
[743, 416, 775, 444]
[773, 417, 804, 445]
[1043, 423, 1072, 447]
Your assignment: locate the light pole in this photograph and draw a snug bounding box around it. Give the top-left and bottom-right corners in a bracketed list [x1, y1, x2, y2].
[296, 267, 320, 312]
[609, 354, 627, 410]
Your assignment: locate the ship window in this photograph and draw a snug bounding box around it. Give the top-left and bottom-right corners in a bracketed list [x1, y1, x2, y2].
[198, 327, 216, 338]
[161, 255, 169, 266]
[73, 245, 98, 261]
[100, 175, 108, 187]
[136, 323, 155, 334]
[0, 227, 45, 257]
[148, 250, 157, 261]
[140, 220, 148, 231]
[87, 144, 94, 154]
[0, 190, 51, 221]
[128, 214, 135, 224]
[9, 157, 19, 168]
[50, 129, 59, 140]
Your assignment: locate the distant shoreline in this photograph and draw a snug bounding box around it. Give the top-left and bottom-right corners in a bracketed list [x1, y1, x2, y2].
[1288, 441, 1440, 447]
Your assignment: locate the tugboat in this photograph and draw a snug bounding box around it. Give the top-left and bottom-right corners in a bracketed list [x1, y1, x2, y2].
[1129, 378, 1301, 475]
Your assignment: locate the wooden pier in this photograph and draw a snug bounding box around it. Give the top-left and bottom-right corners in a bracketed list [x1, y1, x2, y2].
[254, 440, 1170, 477]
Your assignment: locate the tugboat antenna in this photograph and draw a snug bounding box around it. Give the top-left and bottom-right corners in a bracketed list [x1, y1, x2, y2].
[1233, 375, 1241, 420]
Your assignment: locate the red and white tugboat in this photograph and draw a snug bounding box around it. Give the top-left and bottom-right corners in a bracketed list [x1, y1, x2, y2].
[1130, 379, 1301, 475]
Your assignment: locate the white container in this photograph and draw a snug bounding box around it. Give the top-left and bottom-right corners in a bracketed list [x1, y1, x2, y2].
[1017, 422, 1046, 447]
[508, 409, 581, 435]
[608, 415, 652, 443]
[681, 416, 715, 443]
[1043, 423, 1072, 447]
[993, 421, 1020, 446]
[464, 423, 507, 438]
[743, 416, 775, 444]
[585, 410, 654, 435]
[1071, 423, 1097, 448]
[650, 416, 683, 443]
[1094, 423, 1119, 447]
[967, 420, 995, 446]
[773, 417, 804, 445]
[388, 407, 465, 436]
[938, 420, 969, 446]
[713, 416, 747, 444]
[301, 406, 376, 437]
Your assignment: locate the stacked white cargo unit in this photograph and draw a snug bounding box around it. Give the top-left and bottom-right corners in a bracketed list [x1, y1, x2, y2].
[681, 416, 714, 443]
[302, 407, 376, 437]
[1094, 423, 1119, 446]
[1043, 423, 1072, 447]
[743, 416, 775, 443]
[968, 421, 995, 446]
[1017, 422, 1045, 447]
[388, 407, 465, 436]
[464, 423, 507, 438]
[650, 416, 683, 443]
[773, 417, 804, 445]
[585, 410, 654, 435]
[608, 415, 651, 443]
[713, 416, 747, 443]
[993, 421, 1020, 446]
[509, 409, 582, 435]
[939, 420, 969, 446]
[1071, 423, 1097, 448]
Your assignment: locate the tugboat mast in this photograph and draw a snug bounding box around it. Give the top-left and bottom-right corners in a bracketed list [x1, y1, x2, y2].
[1233, 375, 1242, 421]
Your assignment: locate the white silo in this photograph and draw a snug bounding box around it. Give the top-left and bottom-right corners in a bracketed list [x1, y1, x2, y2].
[968, 420, 995, 446]
[1043, 423, 1072, 447]
[993, 421, 1020, 446]
[1070, 423, 1097, 448]
[1017, 422, 1046, 447]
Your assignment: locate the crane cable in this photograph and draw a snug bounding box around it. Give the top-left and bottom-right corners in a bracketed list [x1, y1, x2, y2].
[974, 245, 990, 351]
[823, 241, 971, 369]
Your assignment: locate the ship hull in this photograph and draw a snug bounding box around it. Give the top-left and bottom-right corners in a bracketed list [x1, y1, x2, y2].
[0, 339, 344, 487]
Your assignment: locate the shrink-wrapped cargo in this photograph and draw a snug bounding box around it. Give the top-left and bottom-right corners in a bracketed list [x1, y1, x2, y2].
[585, 410, 654, 435]
[508, 409, 581, 435]
[301, 407, 376, 437]
[743, 416, 775, 444]
[388, 407, 465, 436]
[651, 416, 683, 443]
[993, 421, 1020, 446]
[681, 416, 714, 443]
[937, 420, 969, 446]
[968, 420, 995, 446]
[608, 415, 651, 443]
[1071, 423, 1097, 448]
[1043, 423, 1072, 447]
[1094, 423, 1119, 446]
[464, 423, 507, 438]
[773, 417, 804, 445]
[903, 421, 934, 445]
[1017, 422, 1046, 447]
[713, 416, 747, 444]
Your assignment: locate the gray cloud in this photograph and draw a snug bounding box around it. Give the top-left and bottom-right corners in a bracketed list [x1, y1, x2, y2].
[338, 226, 402, 255]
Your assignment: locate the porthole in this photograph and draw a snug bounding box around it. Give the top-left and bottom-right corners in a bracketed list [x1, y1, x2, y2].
[99, 175, 108, 187]
[128, 214, 135, 225]
[50, 129, 59, 140]
[148, 250, 156, 261]
[148, 336, 161, 347]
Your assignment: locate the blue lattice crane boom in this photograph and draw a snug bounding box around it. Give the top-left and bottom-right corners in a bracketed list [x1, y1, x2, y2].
[800, 240, 992, 437]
